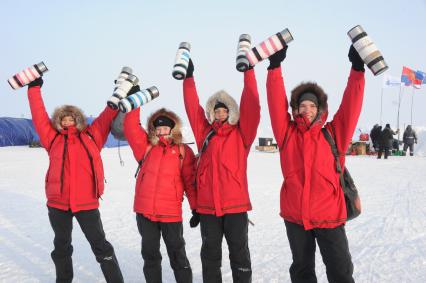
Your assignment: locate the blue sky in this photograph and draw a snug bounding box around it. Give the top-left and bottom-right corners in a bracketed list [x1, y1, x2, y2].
[1, 0, 425, 132]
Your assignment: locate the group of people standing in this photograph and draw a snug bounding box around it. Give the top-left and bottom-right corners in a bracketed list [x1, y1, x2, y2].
[370, 124, 418, 159]
[25, 42, 366, 283]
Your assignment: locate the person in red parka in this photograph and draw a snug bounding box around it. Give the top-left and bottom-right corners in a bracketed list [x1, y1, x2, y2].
[124, 103, 197, 283]
[26, 77, 124, 283]
[266, 45, 365, 283]
[182, 59, 260, 283]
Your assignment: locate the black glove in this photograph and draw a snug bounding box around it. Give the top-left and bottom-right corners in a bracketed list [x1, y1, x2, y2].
[267, 45, 288, 70]
[189, 210, 200, 228]
[28, 77, 43, 88]
[348, 45, 365, 72]
[128, 85, 140, 96]
[186, 59, 194, 78]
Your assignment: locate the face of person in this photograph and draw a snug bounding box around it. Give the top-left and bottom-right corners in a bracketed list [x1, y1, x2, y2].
[298, 101, 318, 123]
[214, 107, 229, 122]
[155, 126, 171, 136]
[61, 116, 76, 128]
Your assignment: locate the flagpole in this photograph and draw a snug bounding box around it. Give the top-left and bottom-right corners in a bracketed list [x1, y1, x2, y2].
[397, 84, 402, 141]
[410, 87, 415, 125]
[380, 87, 384, 126]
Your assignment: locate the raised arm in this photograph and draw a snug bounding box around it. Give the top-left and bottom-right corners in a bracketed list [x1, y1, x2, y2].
[329, 46, 366, 157]
[88, 106, 118, 149]
[27, 78, 58, 150]
[182, 145, 197, 210]
[182, 60, 211, 151]
[123, 107, 149, 161]
[239, 68, 260, 148]
[266, 47, 291, 149]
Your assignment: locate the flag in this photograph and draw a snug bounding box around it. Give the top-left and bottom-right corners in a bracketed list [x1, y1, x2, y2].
[413, 70, 423, 87]
[415, 70, 426, 84]
[401, 66, 416, 86]
[382, 74, 402, 88]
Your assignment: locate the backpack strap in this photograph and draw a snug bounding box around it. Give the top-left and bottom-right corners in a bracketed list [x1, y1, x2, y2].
[134, 143, 186, 178]
[201, 129, 215, 154]
[134, 145, 152, 178]
[47, 132, 60, 152]
[321, 127, 346, 191]
[84, 129, 100, 149]
[196, 129, 215, 167]
[178, 143, 185, 169]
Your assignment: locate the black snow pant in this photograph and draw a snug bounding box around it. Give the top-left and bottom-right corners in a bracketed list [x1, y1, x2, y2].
[200, 212, 252, 283]
[403, 143, 414, 156]
[377, 145, 390, 159]
[136, 214, 192, 283]
[47, 207, 124, 283]
[284, 221, 354, 283]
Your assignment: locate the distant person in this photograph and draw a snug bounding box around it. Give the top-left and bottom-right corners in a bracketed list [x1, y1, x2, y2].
[182, 58, 260, 283]
[378, 123, 399, 159]
[370, 124, 381, 151]
[265, 44, 365, 282]
[123, 103, 197, 283]
[26, 77, 124, 282]
[402, 125, 418, 156]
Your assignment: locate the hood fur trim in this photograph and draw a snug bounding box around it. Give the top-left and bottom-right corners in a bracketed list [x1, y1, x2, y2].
[290, 82, 328, 118]
[205, 90, 239, 125]
[51, 105, 87, 132]
[147, 108, 183, 145]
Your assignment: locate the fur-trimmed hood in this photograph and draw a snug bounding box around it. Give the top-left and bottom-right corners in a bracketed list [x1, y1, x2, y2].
[147, 108, 183, 145]
[205, 90, 239, 125]
[290, 82, 328, 119]
[52, 105, 87, 132]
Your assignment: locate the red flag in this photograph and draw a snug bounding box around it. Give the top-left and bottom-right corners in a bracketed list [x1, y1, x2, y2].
[401, 66, 416, 86]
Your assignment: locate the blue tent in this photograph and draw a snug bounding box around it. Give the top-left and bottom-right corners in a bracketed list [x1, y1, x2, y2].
[0, 117, 128, 148]
[0, 117, 39, 146]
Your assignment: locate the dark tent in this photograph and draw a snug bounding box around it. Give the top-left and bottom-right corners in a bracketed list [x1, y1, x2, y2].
[0, 117, 128, 148]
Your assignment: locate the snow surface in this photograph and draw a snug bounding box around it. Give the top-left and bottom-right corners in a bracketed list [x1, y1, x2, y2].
[0, 146, 425, 283]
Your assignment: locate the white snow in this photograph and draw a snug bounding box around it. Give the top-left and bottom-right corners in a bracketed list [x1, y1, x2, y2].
[0, 146, 425, 282]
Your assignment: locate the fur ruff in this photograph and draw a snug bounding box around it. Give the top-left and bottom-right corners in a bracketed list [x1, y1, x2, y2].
[51, 105, 87, 131]
[147, 108, 183, 145]
[290, 82, 328, 118]
[205, 90, 239, 125]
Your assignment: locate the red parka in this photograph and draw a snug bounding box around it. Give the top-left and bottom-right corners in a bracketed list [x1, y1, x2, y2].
[27, 86, 118, 212]
[124, 107, 197, 222]
[183, 69, 260, 216]
[267, 67, 365, 230]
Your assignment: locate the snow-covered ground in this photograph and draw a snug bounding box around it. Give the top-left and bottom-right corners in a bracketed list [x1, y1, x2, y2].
[0, 146, 425, 283]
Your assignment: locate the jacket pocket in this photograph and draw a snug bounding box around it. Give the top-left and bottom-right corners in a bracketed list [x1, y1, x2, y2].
[174, 176, 184, 202]
[197, 160, 209, 189]
[136, 172, 145, 196]
[314, 167, 339, 195]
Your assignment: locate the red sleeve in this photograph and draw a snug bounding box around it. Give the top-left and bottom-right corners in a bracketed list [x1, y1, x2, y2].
[183, 77, 212, 151]
[123, 107, 149, 161]
[88, 106, 118, 149]
[239, 69, 260, 148]
[266, 66, 292, 149]
[329, 68, 365, 163]
[27, 86, 58, 150]
[182, 145, 197, 210]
